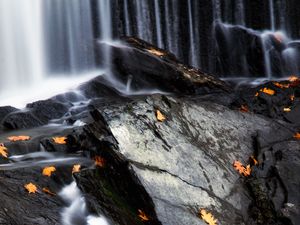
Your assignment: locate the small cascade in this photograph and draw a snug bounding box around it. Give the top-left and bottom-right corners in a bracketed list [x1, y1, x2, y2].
[187, 0, 199, 68]
[269, 0, 275, 31]
[123, 0, 131, 36]
[154, 0, 163, 48]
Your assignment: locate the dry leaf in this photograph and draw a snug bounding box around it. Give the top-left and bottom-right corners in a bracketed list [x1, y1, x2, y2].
[72, 164, 81, 174]
[260, 87, 275, 96]
[52, 137, 67, 144]
[273, 82, 290, 89]
[290, 95, 295, 101]
[7, 135, 30, 142]
[147, 48, 164, 56]
[233, 161, 251, 177]
[255, 92, 259, 97]
[138, 209, 150, 221]
[156, 110, 166, 122]
[250, 156, 259, 166]
[42, 166, 56, 177]
[95, 156, 105, 167]
[42, 187, 56, 196]
[0, 143, 8, 158]
[283, 107, 291, 112]
[239, 105, 249, 113]
[199, 209, 218, 225]
[289, 75, 299, 82]
[24, 183, 37, 194]
[294, 133, 300, 140]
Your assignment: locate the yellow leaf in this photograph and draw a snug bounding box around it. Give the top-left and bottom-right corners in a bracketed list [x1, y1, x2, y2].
[156, 110, 166, 122]
[7, 135, 30, 142]
[52, 137, 67, 144]
[273, 82, 290, 89]
[260, 88, 275, 96]
[138, 209, 150, 221]
[42, 166, 56, 177]
[283, 107, 291, 112]
[290, 95, 295, 101]
[233, 161, 251, 177]
[294, 133, 300, 140]
[0, 143, 8, 158]
[24, 183, 37, 194]
[199, 209, 218, 225]
[289, 75, 299, 82]
[42, 187, 56, 196]
[72, 164, 81, 174]
[94, 156, 105, 167]
[250, 156, 259, 166]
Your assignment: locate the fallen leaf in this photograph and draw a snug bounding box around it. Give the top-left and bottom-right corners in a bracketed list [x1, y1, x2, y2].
[255, 92, 259, 97]
[290, 95, 295, 101]
[289, 75, 299, 82]
[42, 166, 56, 177]
[72, 164, 81, 174]
[283, 107, 291, 112]
[199, 209, 218, 225]
[233, 161, 251, 177]
[42, 187, 56, 196]
[156, 110, 166, 122]
[260, 87, 275, 96]
[147, 48, 164, 56]
[7, 135, 30, 142]
[52, 137, 67, 144]
[294, 133, 300, 140]
[94, 156, 105, 167]
[0, 143, 8, 158]
[250, 156, 259, 166]
[239, 105, 249, 113]
[273, 82, 290, 89]
[24, 183, 37, 194]
[138, 209, 150, 221]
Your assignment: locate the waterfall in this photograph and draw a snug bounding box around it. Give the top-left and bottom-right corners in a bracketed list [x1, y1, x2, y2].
[154, 0, 163, 48]
[0, 0, 45, 94]
[269, 0, 275, 31]
[187, 0, 199, 68]
[123, 0, 131, 36]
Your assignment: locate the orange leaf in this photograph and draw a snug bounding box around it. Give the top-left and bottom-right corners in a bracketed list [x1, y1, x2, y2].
[294, 133, 300, 140]
[250, 156, 259, 166]
[290, 95, 295, 101]
[0, 143, 8, 158]
[199, 209, 218, 225]
[289, 75, 299, 82]
[72, 164, 81, 174]
[7, 135, 30, 142]
[255, 92, 259, 97]
[42, 187, 56, 196]
[42, 166, 56, 177]
[260, 88, 275, 96]
[52, 137, 67, 144]
[24, 183, 37, 194]
[273, 82, 290, 89]
[156, 110, 166, 122]
[138, 209, 150, 221]
[239, 105, 249, 113]
[233, 161, 251, 177]
[95, 156, 105, 167]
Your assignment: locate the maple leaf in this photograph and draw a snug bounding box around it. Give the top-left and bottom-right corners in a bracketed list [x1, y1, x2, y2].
[42, 166, 56, 177]
[94, 156, 105, 167]
[260, 88, 275, 96]
[52, 137, 67, 144]
[294, 133, 300, 140]
[156, 110, 166, 122]
[7, 135, 30, 142]
[239, 105, 249, 113]
[24, 183, 37, 194]
[138, 209, 150, 221]
[42, 187, 56, 196]
[72, 164, 81, 174]
[233, 161, 251, 177]
[199, 209, 217, 225]
[0, 143, 8, 158]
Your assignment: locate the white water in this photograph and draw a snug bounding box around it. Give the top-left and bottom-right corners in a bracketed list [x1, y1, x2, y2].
[0, 0, 45, 94]
[60, 182, 109, 225]
[154, 0, 163, 48]
[269, 0, 275, 31]
[187, 0, 198, 67]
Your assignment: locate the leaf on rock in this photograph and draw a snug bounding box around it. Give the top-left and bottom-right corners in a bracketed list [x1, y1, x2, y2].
[250, 156, 259, 166]
[283, 107, 291, 112]
[273, 82, 290, 89]
[239, 105, 249, 113]
[42, 187, 56, 196]
[24, 183, 37, 194]
[72, 164, 81, 174]
[7, 135, 30, 142]
[94, 156, 105, 168]
[52, 137, 67, 144]
[290, 95, 295, 101]
[199, 209, 218, 225]
[147, 48, 165, 57]
[138, 209, 150, 221]
[259, 88, 275, 96]
[156, 110, 166, 122]
[0, 143, 8, 158]
[42, 166, 56, 177]
[294, 133, 300, 140]
[289, 75, 299, 82]
[233, 161, 251, 177]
